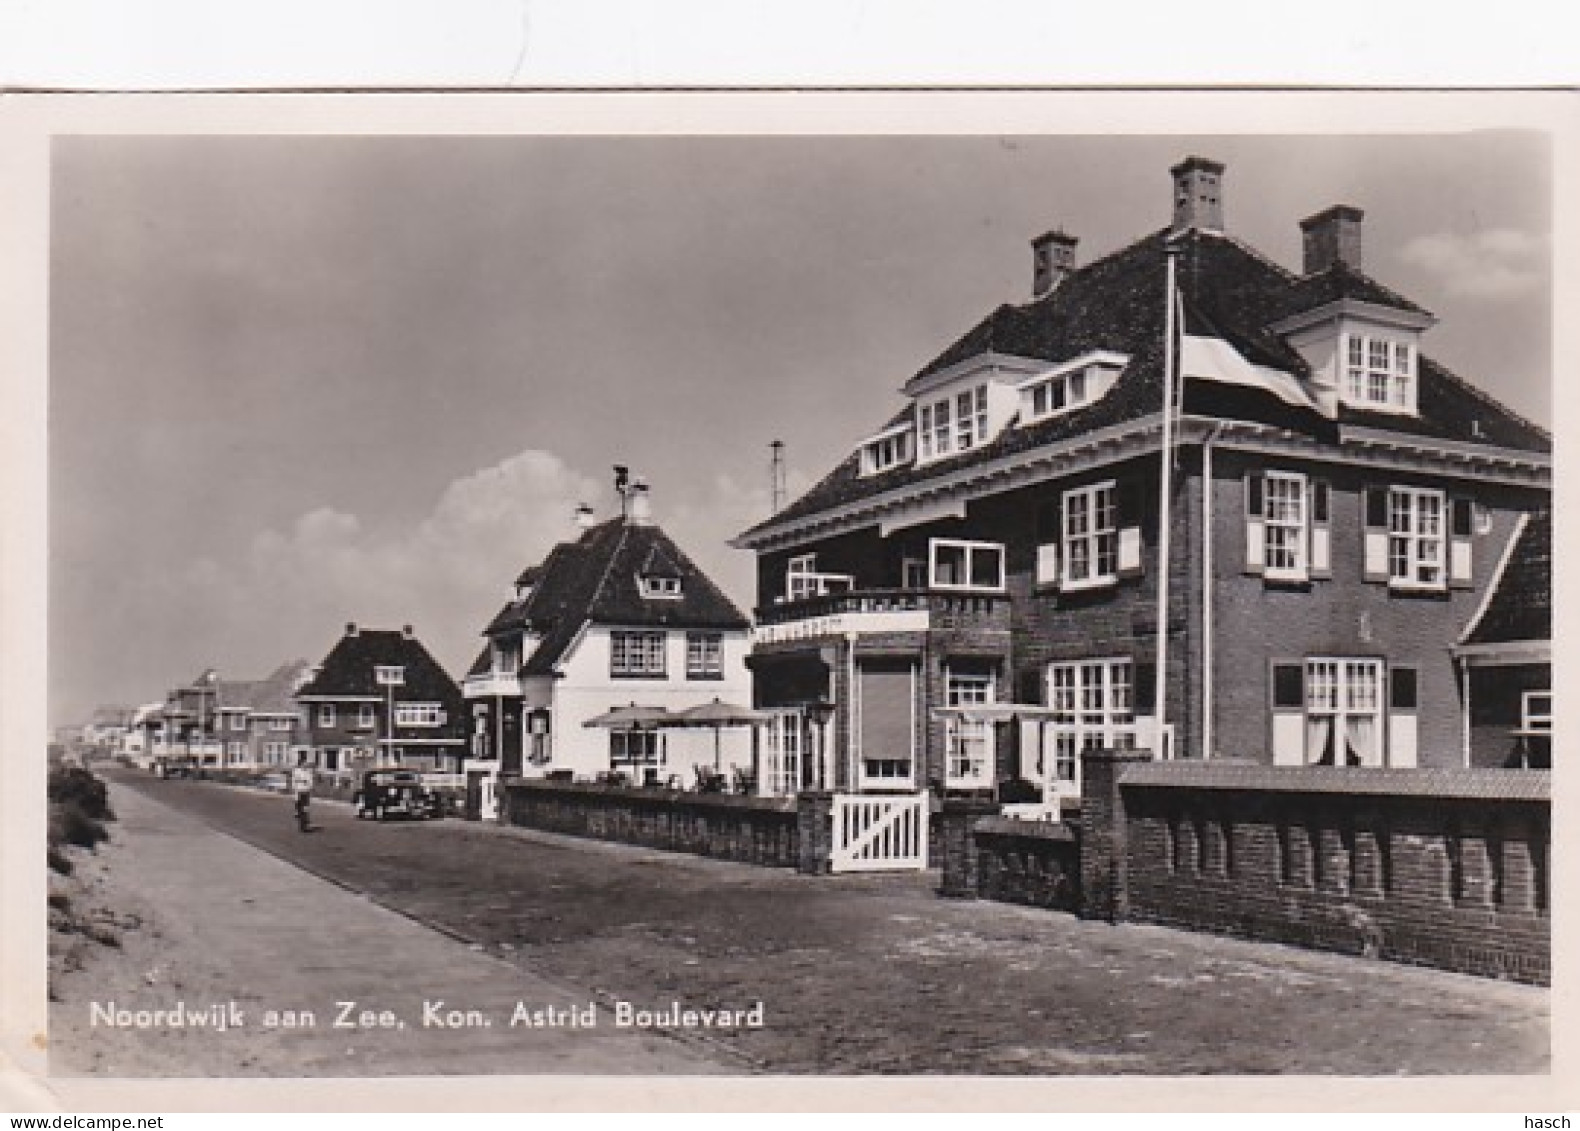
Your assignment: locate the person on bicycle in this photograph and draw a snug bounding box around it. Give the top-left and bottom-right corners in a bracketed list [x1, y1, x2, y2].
[291, 752, 315, 832]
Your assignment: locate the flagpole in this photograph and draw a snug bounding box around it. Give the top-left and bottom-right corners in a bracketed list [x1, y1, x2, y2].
[1155, 246, 1179, 758]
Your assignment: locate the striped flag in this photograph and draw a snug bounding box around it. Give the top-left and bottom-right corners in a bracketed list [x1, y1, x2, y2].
[1181, 333, 1337, 420]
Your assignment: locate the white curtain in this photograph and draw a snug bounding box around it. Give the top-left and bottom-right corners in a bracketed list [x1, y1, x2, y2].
[1346, 715, 1379, 767]
[1306, 716, 1334, 765]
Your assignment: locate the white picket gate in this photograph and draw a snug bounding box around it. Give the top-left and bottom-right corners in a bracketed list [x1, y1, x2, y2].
[830, 792, 929, 873]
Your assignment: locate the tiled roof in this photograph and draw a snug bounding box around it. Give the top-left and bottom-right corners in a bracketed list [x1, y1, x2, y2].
[485, 518, 750, 677]
[1121, 760, 1550, 802]
[296, 628, 465, 713]
[1463, 510, 1551, 647]
[743, 226, 1548, 542]
[250, 659, 312, 714]
[213, 680, 256, 711]
[466, 645, 492, 678]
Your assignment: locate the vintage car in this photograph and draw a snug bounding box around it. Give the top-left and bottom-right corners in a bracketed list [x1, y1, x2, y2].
[352, 768, 443, 821]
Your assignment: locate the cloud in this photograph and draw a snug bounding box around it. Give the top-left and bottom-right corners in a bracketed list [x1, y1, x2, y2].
[179, 449, 605, 677]
[169, 449, 798, 683]
[1398, 228, 1548, 298]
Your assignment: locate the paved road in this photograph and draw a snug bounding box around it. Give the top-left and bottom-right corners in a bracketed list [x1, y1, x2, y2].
[49, 779, 729, 1077]
[83, 769, 1550, 1076]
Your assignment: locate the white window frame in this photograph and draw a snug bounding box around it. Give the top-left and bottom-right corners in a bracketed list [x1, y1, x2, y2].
[610, 630, 668, 678]
[1344, 332, 1415, 413]
[639, 574, 683, 599]
[1261, 471, 1308, 580]
[1046, 659, 1136, 786]
[610, 730, 662, 767]
[394, 702, 443, 727]
[375, 665, 405, 686]
[229, 713, 247, 732]
[1061, 481, 1119, 590]
[928, 538, 1005, 593]
[761, 711, 803, 797]
[861, 428, 914, 476]
[955, 384, 989, 452]
[317, 704, 336, 728]
[945, 670, 996, 789]
[268, 716, 293, 732]
[1523, 690, 1553, 734]
[785, 554, 854, 602]
[685, 632, 724, 680]
[1388, 486, 1446, 590]
[356, 703, 376, 729]
[1302, 658, 1385, 767]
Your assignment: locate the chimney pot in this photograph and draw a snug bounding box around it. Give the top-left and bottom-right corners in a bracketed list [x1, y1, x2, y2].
[1299, 204, 1364, 274]
[346, 622, 358, 637]
[402, 624, 414, 638]
[574, 503, 597, 530]
[1030, 229, 1079, 297]
[1170, 156, 1226, 234]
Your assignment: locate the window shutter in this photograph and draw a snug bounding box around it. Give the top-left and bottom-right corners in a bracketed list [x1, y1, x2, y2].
[1117, 480, 1144, 579]
[1309, 480, 1332, 579]
[1449, 498, 1474, 589]
[1362, 486, 1390, 583]
[1388, 666, 1419, 769]
[1244, 472, 1266, 575]
[1036, 497, 1061, 588]
[1270, 662, 1305, 766]
[1134, 662, 1157, 718]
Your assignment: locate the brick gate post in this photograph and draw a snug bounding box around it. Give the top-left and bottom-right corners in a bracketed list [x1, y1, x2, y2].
[796, 790, 835, 874]
[1079, 747, 1153, 922]
[938, 796, 1002, 898]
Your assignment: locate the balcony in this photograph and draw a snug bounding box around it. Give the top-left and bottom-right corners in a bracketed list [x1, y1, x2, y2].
[464, 671, 524, 698]
[753, 588, 1009, 646]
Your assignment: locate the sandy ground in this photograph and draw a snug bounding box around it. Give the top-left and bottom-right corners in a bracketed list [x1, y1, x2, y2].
[47, 782, 727, 1077]
[62, 769, 1551, 1079]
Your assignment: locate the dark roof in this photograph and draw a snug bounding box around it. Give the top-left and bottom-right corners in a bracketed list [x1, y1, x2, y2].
[485, 519, 750, 677]
[296, 629, 464, 708]
[744, 226, 1549, 540]
[1275, 259, 1432, 319]
[1463, 510, 1551, 647]
[466, 645, 491, 678]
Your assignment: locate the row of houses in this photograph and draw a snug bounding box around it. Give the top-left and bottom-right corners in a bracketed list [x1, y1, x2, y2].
[90, 155, 1551, 811]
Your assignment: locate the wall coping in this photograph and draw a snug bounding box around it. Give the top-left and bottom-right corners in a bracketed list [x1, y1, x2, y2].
[975, 815, 1079, 842]
[1119, 762, 1550, 802]
[501, 776, 798, 813]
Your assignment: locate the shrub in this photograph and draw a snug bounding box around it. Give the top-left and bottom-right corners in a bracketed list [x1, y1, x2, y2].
[47, 847, 73, 875]
[56, 805, 109, 850]
[48, 766, 114, 821]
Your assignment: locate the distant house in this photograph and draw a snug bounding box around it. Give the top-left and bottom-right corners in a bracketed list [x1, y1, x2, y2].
[465, 479, 753, 788]
[160, 670, 222, 764]
[205, 660, 315, 770]
[295, 624, 467, 773]
[1455, 509, 1551, 768]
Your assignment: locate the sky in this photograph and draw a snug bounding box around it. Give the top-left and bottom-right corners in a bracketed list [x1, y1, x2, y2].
[48, 131, 1552, 727]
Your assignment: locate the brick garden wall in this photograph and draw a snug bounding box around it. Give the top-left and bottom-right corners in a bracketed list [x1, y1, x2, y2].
[1090, 753, 1550, 984]
[500, 777, 801, 868]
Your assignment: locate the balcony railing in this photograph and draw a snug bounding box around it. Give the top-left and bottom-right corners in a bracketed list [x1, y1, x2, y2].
[464, 671, 524, 698]
[753, 588, 1009, 645]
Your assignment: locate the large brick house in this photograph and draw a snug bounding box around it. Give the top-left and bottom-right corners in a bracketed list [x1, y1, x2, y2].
[295, 624, 467, 772]
[732, 157, 1551, 803]
[465, 478, 753, 788]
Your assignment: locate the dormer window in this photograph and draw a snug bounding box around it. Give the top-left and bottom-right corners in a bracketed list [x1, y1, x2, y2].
[1344, 334, 1414, 410]
[640, 574, 683, 599]
[859, 424, 915, 477]
[918, 383, 989, 462]
[375, 665, 405, 686]
[1019, 352, 1128, 426]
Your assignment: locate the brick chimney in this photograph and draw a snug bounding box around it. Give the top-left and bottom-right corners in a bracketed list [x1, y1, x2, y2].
[1300, 205, 1364, 274]
[1030, 229, 1078, 297]
[345, 622, 359, 637]
[1170, 156, 1225, 233]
